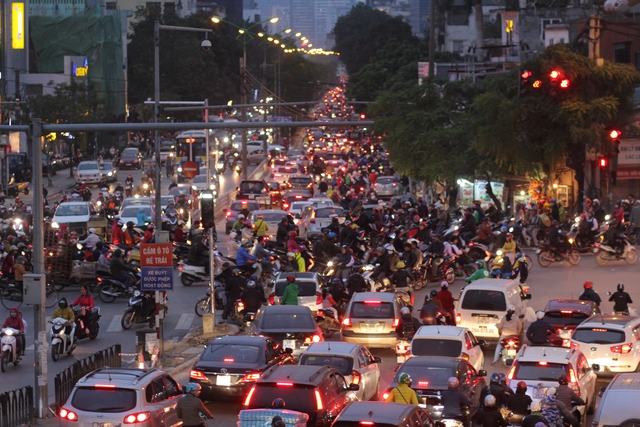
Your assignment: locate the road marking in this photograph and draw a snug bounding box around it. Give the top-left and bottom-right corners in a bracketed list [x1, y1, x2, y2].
[176, 313, 195, 330]
[108, 315, 122, 332]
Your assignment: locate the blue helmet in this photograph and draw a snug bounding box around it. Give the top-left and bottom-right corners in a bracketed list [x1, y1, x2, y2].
[328, 232, 337, 239]
[490, 373, 501, 383]
[185, 383, 201, 393]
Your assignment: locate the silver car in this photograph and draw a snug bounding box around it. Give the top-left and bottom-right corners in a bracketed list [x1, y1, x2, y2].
[374, 176, 400, 198]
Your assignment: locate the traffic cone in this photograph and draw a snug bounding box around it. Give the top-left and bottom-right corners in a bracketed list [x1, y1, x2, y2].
[136, 351, 145, 369]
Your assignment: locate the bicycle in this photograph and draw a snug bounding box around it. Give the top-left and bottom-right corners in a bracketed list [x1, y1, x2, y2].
[1, 282, 59, 309]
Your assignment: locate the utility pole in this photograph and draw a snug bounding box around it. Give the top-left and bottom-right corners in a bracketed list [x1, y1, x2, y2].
[428, 0, 436, 77]
[589, 15, 602, 64]
[240, 56, 248, 179]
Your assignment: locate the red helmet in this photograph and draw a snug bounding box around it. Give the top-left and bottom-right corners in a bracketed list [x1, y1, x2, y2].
[288, 231, 297, 238]
[583, 281, 593, 289]
[516, 381, 527, 390]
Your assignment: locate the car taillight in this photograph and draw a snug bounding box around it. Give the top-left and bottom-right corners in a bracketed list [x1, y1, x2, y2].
[97, 276, 102, 282]
[396, 343, 409, 352]
[562, 339, 571, 348]
[241, 373, 262, 382]
[189, 370, 207, 381]
[507, 362, 517, 380]
[360, 422, 375, 426]
[315, 390, 324, 410]
[226, 211, 231, 217]
[417, 380, 429, 387]
[178, 265, 183, 271]
[59, 408, 78, 422]
[392, 318, 399, 328]
[342, 318, 351, 327]
[382, 390, 391, 400]
[455, 313, 461, 325]
[124, 412, 151, 424]
[568, 365, 580, 395]
[277, 382, 294, 387]
[304, 335, 321, 343]
[244, 386, 256, 406]
[269, 293, 275, 305]
[611, 343, 633, 354]
[316, 292, 322, 305]
[351, 370, 361, 384]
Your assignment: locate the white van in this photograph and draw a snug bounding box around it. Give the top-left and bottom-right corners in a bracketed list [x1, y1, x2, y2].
[592, 373, 640, 427]
[455, 279, 531, 342]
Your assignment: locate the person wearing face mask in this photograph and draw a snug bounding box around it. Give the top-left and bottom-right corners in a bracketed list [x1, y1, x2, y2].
[2, 307, 24, 358]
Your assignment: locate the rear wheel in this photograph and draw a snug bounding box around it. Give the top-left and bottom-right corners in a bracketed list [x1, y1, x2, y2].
[45, 286, 59, 308]
[121, 311, 136, 330]
[594, 251, 608, 266]
[568, 251, 581, 266]
[537, 251, 552, 267]
[625, 248, 638, 265]
[89, 324, 99, 340]
[195, 297, 212, 317]
[1, 288, 22, 310]
[181, 275, 194, 287]
[99, 285, 117, 303]
[445, 269, 455, 284]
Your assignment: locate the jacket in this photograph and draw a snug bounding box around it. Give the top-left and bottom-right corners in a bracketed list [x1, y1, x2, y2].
[2, 308, 24, 332]
[473, 405, 507, 427]
[508, 389, 532, 415]
[225, 276, 246, 299]
[464, 268, 490, 283]
[496, 313, 523, 337]
[437, 289, 455, 313]
[293, 253, 306, 272]
[71, 294, 95, 310]
[609, 291, 633, 312]
[111, 224, 124, 245]
[385, 383, 420, 405]
[441, 387, 473, 417]
[110, 256, 134, 276]
[14, 263, 25, 281]
[280, 282, 299, 305]
[556, 384, 584, 410]
[578, 289, 601, 306]
[241, 287, 266, 310]
[227, 239, 240, 259]
[236, 246, 256, 266]
[51, 306, 75, 324]
[176, 393, 212, 426]
[526, 319, 556, 344]
[253, 218, 269, 236]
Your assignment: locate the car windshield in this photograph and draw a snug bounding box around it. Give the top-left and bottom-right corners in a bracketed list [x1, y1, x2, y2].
[71, 387, 137, 412]
[240, 182, 265, 193]
[77, 163, 98, 171]
[571, 327, 626, 344]
[230, 201, 260, 212]
[315, 207, 344, 218]
[200, 344, 261, 363]
[248, 384, 316, 416]
[543, 311, 590, 326]
[377, 177, 396, 185]
[261, 312, 315, 330]
[461, 290, 507, 311]
[55, 204, 89, 217]
[274, 280, 317, 297]
[394, 366, 455, 389]
[193, 176, 207, 183]
[100, 164, 114, 171]
[290, 203, 311, 211]
[121, 153, 137, 159]
[299, 355, 353, 376]
[350, 302, 394, 319]
[254, 212, 286, 222]
[122, 206, 152, 217]
[411, 339, 462, 357]
[513, 362, 568, 381]
[122, 198, 151, 209]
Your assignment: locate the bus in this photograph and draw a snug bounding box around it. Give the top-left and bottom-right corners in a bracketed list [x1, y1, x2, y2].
[175, 129, 215, 182]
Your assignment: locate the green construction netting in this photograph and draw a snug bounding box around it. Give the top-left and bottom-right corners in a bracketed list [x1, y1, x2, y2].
[30, 4, 125, 116]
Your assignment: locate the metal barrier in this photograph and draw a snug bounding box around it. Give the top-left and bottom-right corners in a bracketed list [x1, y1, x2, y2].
[53, 344, 122, 411]
[0, 386, 33, 427]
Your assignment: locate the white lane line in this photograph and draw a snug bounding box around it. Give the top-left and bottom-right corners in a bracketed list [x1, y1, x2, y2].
[175, 313, 195, 330]
[108, 315, 122, 332]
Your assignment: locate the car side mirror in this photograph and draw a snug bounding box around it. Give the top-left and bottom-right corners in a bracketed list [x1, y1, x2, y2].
[477, 370, 487, 377]
[285, 347, 293, 354]
[524, 294, 532, 300]
[373, 356, 382, 364]
[478, 339, 487, 347]
[348, 383, 360, 391]
[592, 363, 600, 372]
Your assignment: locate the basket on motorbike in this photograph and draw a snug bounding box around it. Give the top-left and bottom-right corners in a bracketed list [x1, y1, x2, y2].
[238, 409, 308, 427]
[72, 261, 98, 279]
[256, 196, 272, 209]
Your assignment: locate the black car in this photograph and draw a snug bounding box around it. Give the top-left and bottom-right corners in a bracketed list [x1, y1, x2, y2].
[382, 357, 486, 420]
[244, 365, 359, 427]
[189, 335, 295, 401]
[237, 179, 268, 200]
[332, 401, 436, 427]
[248, 305, 323, 359]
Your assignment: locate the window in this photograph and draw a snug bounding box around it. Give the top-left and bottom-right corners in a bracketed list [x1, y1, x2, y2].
[350, 302, 394, 319]
[447, 9, 469, 26]
[73, 387, 137, 412]
[615, 42, 631, 64]
[266, 340, 279, 362]
[452, 40, 464, 54]
[164, 2, 175, 14]
[357, 349, 367, 368]
[541, 19, 561, 41]
[261, 312, 315, 330]
[300, 355, 353, 375]
[163, 376, 181, 398]
[147, 378, 167, 402]
[576, 355, 588, 378]
[572, 328, 625, 344]
[105, 1, 117, 9]
[412, 339, 462, 357]
[633, 324, 640, 340]
[461, 290, 506, 311]
[200, 344, 261, 363]
[543, 311, 590, 326]
[410, 412, 423, 427]
[145, 1, 160, 14]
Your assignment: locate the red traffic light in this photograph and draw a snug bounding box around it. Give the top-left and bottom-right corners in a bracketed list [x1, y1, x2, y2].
[559, 78, 570, 89]
[549, 69, 561, 80]
[599, 158, 608, 168]
[521, 70, 532, 79]
[610, 130, 622, 139]
[532, 80, 543, 89]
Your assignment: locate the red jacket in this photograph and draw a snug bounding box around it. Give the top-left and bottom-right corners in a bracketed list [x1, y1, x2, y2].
[71, 294, 94, 310]
[437, 289, 455, 313]
[2, 308, 23, 332]
[111, 223, 124, 245]
[174, 227, 186, 243]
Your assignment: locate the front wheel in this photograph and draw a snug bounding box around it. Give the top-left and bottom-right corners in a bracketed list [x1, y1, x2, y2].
[320, 320, 336, 338]
[121, 310, 137, 330]
[523, 254, 534, 271]
[1, 288, 23, 310]
[1, 349, 8, 372]
[625, 248, 639, 265]
[568, 251, 581, 266]
[99, 285, 117, 303]
[594, 251, 609, 266]
[195, 297, 212, 317]
[51, 342, 60, 362]
[445, 269, 455, 284]
[537, 251, 552, 268]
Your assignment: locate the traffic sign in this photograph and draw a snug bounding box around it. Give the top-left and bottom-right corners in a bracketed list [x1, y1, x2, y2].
[182, 161, 199, 178]
[140, 243, 174, 290]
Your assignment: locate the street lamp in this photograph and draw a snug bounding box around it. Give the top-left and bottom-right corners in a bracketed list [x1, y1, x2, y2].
[211, 15, 279, 179]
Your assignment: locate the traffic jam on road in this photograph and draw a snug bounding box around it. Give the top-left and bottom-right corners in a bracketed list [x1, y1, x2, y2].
[2, 84, 640, 427]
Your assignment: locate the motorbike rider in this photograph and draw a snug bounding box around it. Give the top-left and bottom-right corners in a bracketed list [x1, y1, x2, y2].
[110, 249, 137, 289]
[501, 233, 517, 255]
[540, 387, 571, 427]
[142, 223, 155, 244]
[13, 256, 26, 291]
[276, 216, 290, 244]
[281, 275, 299, 305]
[286, 251, 306, 272]
[51, 298, 76, 337]
[385, 373, 420, 405]
[419, 293, 444, 325]
[391, 261, 411, 291]
[176, 383, 213, 427]
[424, 233, 445, 257]
[508, 381, 533, 417]
[473, 395, 507, 427]
[111, 220, 125, 246]
[526, 311, 556, 345]
[441, 377, 473, 427]
[123, 221, 139, 249]
[125, 173, 134, 189]
[115, 181, 125, 194]
[241, 280, 266, 314]
[476, 217, 497, 246]
[1, 307, 24, 358]
[548, 220, 568, 256]
[336, 245, 354, 280]
[492, 305, 523, 365]
[396, 306, 421, 339]
[604, 219, 625, 254]
[578, 281, 602, 306]
[438, 282, 455, 319]
[70, 285, 94, 334]
[480, 373, 510, 410]
[188, 235, 210, 275]
[174, 220, 187, 243]
[609, 283, 633, 314]
[460, 207, 477, 245]
[464, 260, 490, 283]
[401, 242, 417, 270]
[556, 375, 584, 427]
[165, 201, 178, 219]
[237, 240, 259, 275]
[79, 228, 101, 249]
[1, 245, 17, 279]
[220, 268, 247, 324]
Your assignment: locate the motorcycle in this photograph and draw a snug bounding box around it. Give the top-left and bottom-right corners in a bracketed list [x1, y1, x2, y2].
[166, 212, 178, 230]
[315, 308, 341, 338]
[97, 273, 140, 303]
[536, 243, 581, 267]
[414, 255, 456, 290]
[234, 300, 257, 331]
[194, 285, 225, 317]
[124, 184, 133, 198]
[49, 317, 76, 361]
[114, 190, 124, 207]
[121, 290, 167, 330]
[0, 327, 20, 371]
[72, 306, 101, 341]
[500, 335, 521, 366]
[216, 159, 226, 174]
[396, 338, 411, 364]
[594, 238, 639, 266]
[421, 310, 451, 326]
[234, 163, 242, 174]
[178, 261, 210, 286]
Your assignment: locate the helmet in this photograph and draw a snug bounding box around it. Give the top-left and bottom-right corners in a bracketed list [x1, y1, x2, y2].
[88, 228, 96, 234]
[271, 397, 286, 408]
[148, 223, 155, 230]
[287, 275, 296, 283]
[398, 373, 412, 385]
[490, 372, 501, 383]
[287, 252, 296, 257]
[58, 298, 68, 309]
[185, 383, 201, 393]
[232, 268, 241, 276]
[441, 281, 448, 289]
[9, 245, 17, 252]
[430, 289, 438, 298]
[546, 387, 557, 396]
[396, 261, 405, 269]
[222, 262, 230, 268]
[401, 307, 410, 315]
[583, 281, 593, 289]
[331, 278, 342, 287]
[506, 304, 515, 313]
[476, 260, 485, 268]
[247, 280, 256, 288]
[126, 221, 134, 227]
[558, 375, 569, 385]
[530, 401, 541, 412]
[498, 373, 506, 382]
[114, 249, 123, 258]
[328, 232, 337, 239]
[516, 381, 527, 391]
[238, 214, 245, 220]
[484, 395, 497, 407]
[272, 416, 286, 427]
[618, 283, 625, 291]
[241, 239, 251, 246]
[536, 311, 545, 320]
[447, 377, 459, 388]
[288, 231, 297, 238]
[127, 173, 132, 178]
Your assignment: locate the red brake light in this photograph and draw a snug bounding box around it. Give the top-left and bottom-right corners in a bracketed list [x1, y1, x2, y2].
[360, 422, 375, 426]
[269, 294, 275, 305]
[124, 412, 151, 424]
[364, 300, 381, 304]
[392, 318, 399, 328]
[315, 390, 324, 411]
[570, 341, 580, 350]
[226, 211, 231, 217]
[351, 370, 361, 385]
[59, 408, 78, 421]
[277, 382, 294, 387]
[539, 361, 548, 365]
[455, 313, 461, 325]
[241, 373, 262, 382]
[94, 384, 116, 388]
[316, 292, 322, 305]
[508, 340, 515, 346]
[507, 363, 517, 380]
[97, 276, 103, 282]
[382, 390, 390, 400]
[342, 318, 351, 327]
[189, 370, 207, 380]
[611, 343, 633, 354]
[562, 339, 571, 348]
[244, 386, 256, 406]
[223, 358, 235, 363]
[418, 380, 429, 387]
[560, 310, 573, 314]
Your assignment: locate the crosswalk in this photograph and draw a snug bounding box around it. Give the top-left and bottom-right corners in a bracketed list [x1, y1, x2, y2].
[106, 313, 198, 332]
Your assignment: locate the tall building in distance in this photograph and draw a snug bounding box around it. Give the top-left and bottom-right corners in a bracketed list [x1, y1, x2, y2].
[409, 0, 430, 37]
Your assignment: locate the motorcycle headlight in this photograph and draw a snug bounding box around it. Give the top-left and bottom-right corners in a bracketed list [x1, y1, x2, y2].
[143, 183, 148, 189]
[14, 218, 21, 225]
[5, 329, 13, 336]
[59, 330, 65, 336]
[177, 167, 183, 172]
[327, 261, 333, 267]
[51, 222, 60, 229]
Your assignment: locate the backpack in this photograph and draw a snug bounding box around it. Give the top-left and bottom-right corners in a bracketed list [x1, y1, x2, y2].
[401, 319, 417, 338]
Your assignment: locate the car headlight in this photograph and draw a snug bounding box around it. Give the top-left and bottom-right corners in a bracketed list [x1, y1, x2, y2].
[210, 184, 216, 190]
[143, 183, 148, 189]
[177, 167, 182, 172]
[108, 172, 113, 176]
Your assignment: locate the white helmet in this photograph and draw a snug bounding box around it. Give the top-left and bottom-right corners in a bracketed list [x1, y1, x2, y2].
[238, 214, 245, 220]
[536, 311, 545, 320]
[400, 307, 410, 315]
[546, 387, 557, 396]
[287, 252, 296, 257]
[506, 304, 515, 313]
[447, 377, 459, 388]
[88, 228, 96, 234]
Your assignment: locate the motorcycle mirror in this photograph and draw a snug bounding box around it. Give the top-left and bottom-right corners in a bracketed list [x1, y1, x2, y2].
[606, 291, 612, 296]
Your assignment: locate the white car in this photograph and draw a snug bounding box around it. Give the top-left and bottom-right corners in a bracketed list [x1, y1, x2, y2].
[569, 314, 640, 376]
[299, 342, 381, 401]
[191, 174, 218, 194]
[268, 272, 322, 313]
[298, 205, 345, 239]
[593, 373, 640, 427]
[273, 165, 300, 184]
[75, 161, 102, 184]
[374, 176, 400, 198]
[119, 205, 154, 226]
[120, 197, 154, 217]
[249, 209, 288, 238]
[408, 325, 486, 372]
[52, 202, 93, 228]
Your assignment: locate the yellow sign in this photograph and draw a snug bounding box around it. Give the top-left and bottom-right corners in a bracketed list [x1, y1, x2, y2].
[12, 3, 24, 50]
[505, 20, 514, 34]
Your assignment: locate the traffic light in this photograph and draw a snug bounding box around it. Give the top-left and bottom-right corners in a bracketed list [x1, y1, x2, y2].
[609, 129, 622, 153]
[599, 157, 608, 168]
[519, 70, 532, 96]
[200, 192, 215, 230]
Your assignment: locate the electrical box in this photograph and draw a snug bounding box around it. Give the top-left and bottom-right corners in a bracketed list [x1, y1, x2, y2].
[155, 231, 169, 243]
[23, 274, 46, 305]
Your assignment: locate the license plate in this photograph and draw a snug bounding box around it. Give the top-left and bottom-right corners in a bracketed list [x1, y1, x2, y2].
[93, 423, 116, 427]
[216, 375, 231, 386]
[283, 339, 296, 350]
[559, 329, 571, 338]
[507, 349, 517, 356]
[248, 194, 255, 199]
[125, 164, 132, 166]
[478, 317, 494, 325]
[533, 387, 547, 399]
